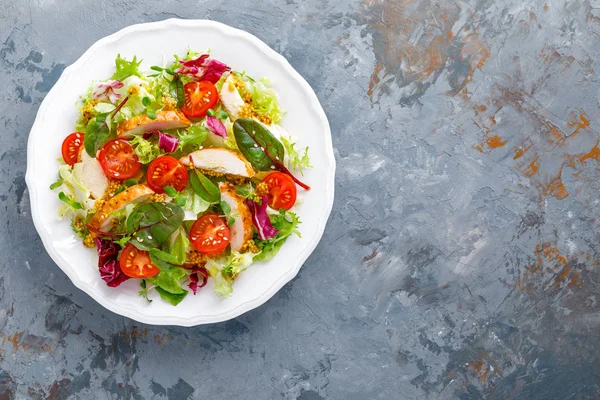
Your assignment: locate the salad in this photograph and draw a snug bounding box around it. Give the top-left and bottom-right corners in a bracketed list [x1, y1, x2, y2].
[50, 49, 312, 305]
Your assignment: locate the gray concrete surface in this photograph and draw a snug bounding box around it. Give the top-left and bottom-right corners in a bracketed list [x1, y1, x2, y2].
[2, 0, 600, 399]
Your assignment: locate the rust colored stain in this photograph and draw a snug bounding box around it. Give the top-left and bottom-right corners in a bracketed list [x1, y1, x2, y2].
[368, 63, 384, 100]
[466, 353, 499, 385]
[523, 156, 539, 177]
[546, 173, 569, 199]
[578, 143, 600, 162]
[1, 332, 53, 353]
[486, 135, 507, 148]
[516, 242, 588, 296]
[544, 4, 549, 10]
[513, 143, 533, 159]
[568, 112, 590, 136]
[474, 104, 488, 114]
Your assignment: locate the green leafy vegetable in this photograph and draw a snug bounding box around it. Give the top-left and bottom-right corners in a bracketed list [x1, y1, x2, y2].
[139, 279, 153, 303]
[142, 96, 152, 107]
[114, 235, 132, 248]
[130, 135, 161, 164]
[220, 200, 235, 226]
[180, 188, 211, 215]
[148, 250, 188, 305]
[164, 186, 187, 207]
[171, 75, 185, 109]
[155, 287, 187, 306]
[254, 210, 301, 261]
[281, 136, 312, 175]
[233, 118, 284, 171]
[189, 169, 220, 203]
[112, 54, 143, 81]
[125, 179, 138, 187]
[49, 179, 63, 190]
[58, 191, 84, 210]
[235, 182, 259, 201]
[84, 96, 130, 156]
[236, 74, 283, 124]
[161, 229, 190, 265]
[147, 108, 157, 119]
[126, 202, 184, 250]
[206, 108, 215, 117]
[177, 125, 208, 153]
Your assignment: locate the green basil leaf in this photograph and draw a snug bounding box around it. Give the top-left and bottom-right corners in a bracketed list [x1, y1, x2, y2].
[233, 118, 285, 171]
[126, 202, 184, 250]
[142, 96, 152, 107]
[155, 287, 187, 306]
[189, 169, 220, 203]
[84, 114, 110, 156]
[125, 179, 138, 187]
[58, 191, 84, 210]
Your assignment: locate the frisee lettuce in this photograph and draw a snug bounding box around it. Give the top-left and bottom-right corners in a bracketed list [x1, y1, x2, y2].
[130, 135, 161, 164]
[281, 136, 312, 175]
[112, 54, 143, 81]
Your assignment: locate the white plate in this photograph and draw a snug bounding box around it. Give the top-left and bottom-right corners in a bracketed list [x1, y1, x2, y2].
[26, 19, 335, 326]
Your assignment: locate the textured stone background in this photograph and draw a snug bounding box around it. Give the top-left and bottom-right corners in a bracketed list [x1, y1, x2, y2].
[2, 0, 600, 399]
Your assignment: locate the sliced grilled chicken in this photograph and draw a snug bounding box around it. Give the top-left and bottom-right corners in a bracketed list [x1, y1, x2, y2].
[180, 148, 254, 178]
[219, 182, 253, 252]
[219, 74, 246, 121]
[117, 110, 191, 138]
[88, 184, 154, 231]
[73, 150, 108, 199]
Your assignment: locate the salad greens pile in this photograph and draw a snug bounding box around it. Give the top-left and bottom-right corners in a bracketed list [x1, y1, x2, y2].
[51, 49, 312, 305]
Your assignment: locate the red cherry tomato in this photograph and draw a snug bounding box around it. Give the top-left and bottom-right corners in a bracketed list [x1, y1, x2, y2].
[146, 156, 189, 194]
[119, 243, 159, 278]
[262, 172, 297, 210]
[181, 81, 218, 118]
[189, 214, 231, 255]
[97, 139, 141, 180]
[61, 132, 84, 166]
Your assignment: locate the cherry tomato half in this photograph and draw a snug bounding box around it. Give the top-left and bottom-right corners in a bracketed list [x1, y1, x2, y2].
[61, 132, 84, 166]
[119, 243, 159, 278]
[146, 156, 188, 194]
[190, 214, 231, 255]
[262, 172, 297, 210]
[97, 139, 141, 180]
[181, 81, 218, 118]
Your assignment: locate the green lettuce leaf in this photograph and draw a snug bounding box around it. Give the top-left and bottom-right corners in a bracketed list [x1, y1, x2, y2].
[130, 135, 161, 164]
[112, 54, 143, 81]
[281, 136, 312, 175]
[254, 210, 301, 262]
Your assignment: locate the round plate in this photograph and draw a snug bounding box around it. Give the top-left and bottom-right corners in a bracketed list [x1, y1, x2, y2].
[25, 19, 335, 326]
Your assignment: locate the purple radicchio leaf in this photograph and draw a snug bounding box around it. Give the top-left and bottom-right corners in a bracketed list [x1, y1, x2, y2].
[245, 195, 278, 240]
[174, 54, 231, 83]
[158, 132, 179, 153]
[188, 267, 208, 295]
[92, 80, 124, 103]
[94, 238, 130, 288]
[206, 116, 228, 138]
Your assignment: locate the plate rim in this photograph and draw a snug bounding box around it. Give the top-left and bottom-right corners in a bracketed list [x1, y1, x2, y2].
[25, 18, 336, 326]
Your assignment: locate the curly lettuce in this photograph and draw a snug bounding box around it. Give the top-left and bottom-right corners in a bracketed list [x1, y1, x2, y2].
[280, 136, 312, 175]
[111, 54, 143, 81]
[130, 135, 161, 164]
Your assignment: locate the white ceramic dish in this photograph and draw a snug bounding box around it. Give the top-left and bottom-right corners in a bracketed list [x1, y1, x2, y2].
[26, 19, 335, 326]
